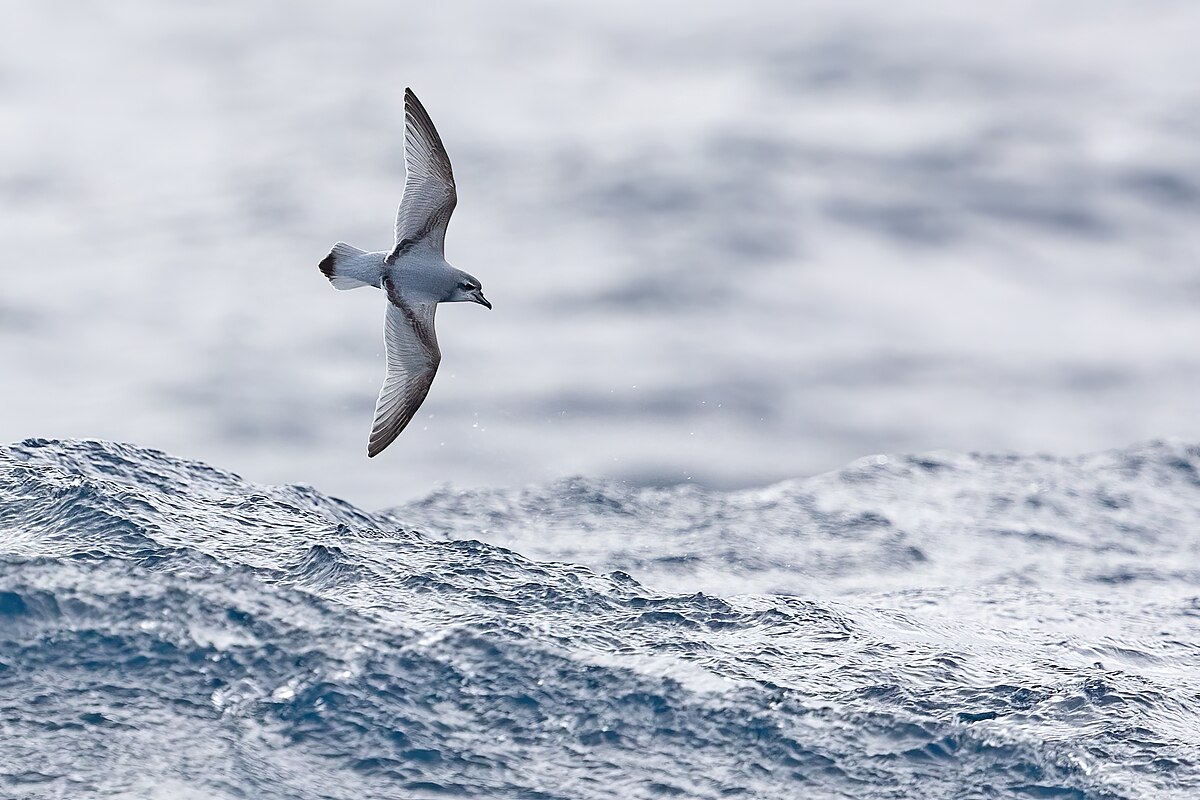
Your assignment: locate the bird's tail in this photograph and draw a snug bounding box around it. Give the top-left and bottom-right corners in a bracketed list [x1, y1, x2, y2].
[318, 242, 384, 290]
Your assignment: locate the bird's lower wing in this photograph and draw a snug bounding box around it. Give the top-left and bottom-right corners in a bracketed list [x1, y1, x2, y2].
[368, 290, 441, 457]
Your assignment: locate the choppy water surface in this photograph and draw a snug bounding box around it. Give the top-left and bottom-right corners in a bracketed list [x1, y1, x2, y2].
[2, 438, 1198, 798]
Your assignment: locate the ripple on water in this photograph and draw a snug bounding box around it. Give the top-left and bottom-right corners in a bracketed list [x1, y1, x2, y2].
[1, 438, 1199, 798]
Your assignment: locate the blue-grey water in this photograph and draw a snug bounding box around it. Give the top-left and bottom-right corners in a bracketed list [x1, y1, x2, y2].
[3, 437, 1199, 798]
[3, 2, 1200, 797]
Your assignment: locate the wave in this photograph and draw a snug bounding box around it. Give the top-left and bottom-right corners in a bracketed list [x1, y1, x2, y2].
[2, 438, 1198, 798]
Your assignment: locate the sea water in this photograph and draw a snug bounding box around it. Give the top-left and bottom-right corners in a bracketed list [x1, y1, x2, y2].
[2, 438, 1198, 798]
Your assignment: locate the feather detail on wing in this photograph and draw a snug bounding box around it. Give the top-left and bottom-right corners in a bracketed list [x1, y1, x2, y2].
[367, 282, 441, 457]
[387, 88, 457, 263]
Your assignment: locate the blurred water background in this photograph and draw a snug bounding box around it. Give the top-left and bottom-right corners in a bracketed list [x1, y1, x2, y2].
[2, 0, 1198, 509]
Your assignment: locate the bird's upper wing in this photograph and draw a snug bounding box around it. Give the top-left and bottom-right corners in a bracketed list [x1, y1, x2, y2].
[368, 281, 441, 457]
[387, 88, 458, 263]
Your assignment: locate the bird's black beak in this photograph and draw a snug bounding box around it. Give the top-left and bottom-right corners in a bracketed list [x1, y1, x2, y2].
[473, 290, 492, 310]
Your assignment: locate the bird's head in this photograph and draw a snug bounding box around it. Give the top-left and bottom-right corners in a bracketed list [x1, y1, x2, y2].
[448, 273, 491, 309]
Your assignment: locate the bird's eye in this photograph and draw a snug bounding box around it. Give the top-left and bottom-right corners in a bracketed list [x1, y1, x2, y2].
[460, 282, 473, 291]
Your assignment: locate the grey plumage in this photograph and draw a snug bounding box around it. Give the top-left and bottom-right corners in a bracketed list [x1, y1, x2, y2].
[388, 88, 458, 264]
[369, 281, 441, 457]
[318, 88, 490, 457]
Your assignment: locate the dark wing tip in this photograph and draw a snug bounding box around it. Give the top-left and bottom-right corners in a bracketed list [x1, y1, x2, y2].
[404, 89, 435, 130]
[367, 428, 394, 457]
[367, 426, 401, 458]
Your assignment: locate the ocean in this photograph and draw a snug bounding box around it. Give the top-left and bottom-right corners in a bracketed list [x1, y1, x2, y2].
[2, 437, 1199, 798]
[2, 1, 1199, 797]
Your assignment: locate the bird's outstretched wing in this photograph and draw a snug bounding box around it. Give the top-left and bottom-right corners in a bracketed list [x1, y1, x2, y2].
[387, 88, 457, 264]
[368, 280, 441, 457]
